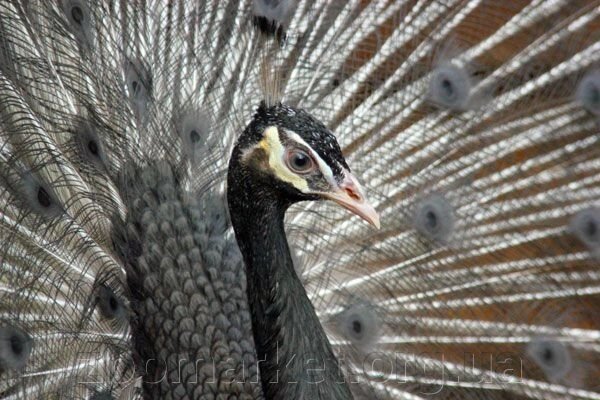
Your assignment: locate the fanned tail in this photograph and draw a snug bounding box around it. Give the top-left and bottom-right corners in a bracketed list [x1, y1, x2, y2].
[284, 2, 600, 399]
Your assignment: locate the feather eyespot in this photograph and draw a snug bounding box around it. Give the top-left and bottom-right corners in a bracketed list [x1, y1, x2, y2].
[74, 122, 108, 171]
[527, 339, 572, 381]
[71, 6, 84, 24]
[413, 193, 455, 243]
[285, 149, 314, 174]
[569, 207, 600, 256]
[61, 1, 95, 49]
[176, 108, 214, 163]
[0, 325, 32, 371]
[429, 64, 472, 110]
[19, 174, 63, 219]
[96, 285, 125, 320]
[331, 303, 380, 350]
[576, 70, 600, 116]
[124, 59, 152, 120]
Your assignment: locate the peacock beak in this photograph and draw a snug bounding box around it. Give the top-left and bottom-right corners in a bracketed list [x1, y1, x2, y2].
[321, 171, 380, 229]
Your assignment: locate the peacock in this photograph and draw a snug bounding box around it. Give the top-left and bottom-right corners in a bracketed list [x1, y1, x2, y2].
[0, 0, 599, 399]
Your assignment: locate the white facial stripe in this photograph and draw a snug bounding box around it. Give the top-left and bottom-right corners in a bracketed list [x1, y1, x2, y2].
[285, 130, 338, 188]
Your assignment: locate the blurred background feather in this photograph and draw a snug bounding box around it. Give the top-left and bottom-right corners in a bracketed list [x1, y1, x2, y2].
[0, 0, 599, 399]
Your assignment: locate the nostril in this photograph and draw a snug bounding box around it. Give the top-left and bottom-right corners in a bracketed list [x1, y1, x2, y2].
[344, 187, 362, 202]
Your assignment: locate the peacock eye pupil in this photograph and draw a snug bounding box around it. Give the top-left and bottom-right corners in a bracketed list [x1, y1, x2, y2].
[425, 210, 438, 230]
[293, 153, 308, 167]
[10, 335, 23, 355]
[88, 140, 99, 155]
[190, 129, 200, 143]
[352, 320, 362, 334]
[542, 347, 554, 363]
[441, 78, 454, 98]
[37, 187, 51, 208]
[109, 295, 118, 311]
[71, 6, 84, 24]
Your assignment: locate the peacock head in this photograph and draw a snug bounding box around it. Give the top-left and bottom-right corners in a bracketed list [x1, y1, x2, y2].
[229, 102, 379, 228]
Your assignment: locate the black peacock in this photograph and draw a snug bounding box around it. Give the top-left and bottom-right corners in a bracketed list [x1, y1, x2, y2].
[0, 0, 599, 399]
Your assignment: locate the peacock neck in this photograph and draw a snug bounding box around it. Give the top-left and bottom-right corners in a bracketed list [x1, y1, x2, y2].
[227, 181, 353, 399]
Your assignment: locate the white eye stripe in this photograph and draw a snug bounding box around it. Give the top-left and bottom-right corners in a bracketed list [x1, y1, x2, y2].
[260, 127, 309, 191]
[284, 130, 337, 187]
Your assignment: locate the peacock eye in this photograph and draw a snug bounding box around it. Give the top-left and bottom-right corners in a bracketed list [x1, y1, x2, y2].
[286, 149, 314, 174]
[71, 6, 84, 24]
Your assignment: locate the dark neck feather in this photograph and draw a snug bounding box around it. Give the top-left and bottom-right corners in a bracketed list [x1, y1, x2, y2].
[227, 159, 353, 399]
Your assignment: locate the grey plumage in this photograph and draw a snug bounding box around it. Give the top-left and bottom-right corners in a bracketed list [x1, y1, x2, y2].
[113, 163, 262, 399]
[0, 1, 599, 399]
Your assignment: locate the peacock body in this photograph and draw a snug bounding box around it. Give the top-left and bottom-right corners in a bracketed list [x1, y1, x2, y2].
[0, 0, 599, 399]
